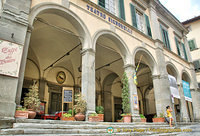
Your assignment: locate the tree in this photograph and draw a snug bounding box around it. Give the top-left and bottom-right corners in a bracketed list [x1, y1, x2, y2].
[121, 72, 130, 113]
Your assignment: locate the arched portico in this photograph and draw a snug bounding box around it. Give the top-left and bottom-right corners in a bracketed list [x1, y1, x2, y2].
[16, 2, 95, 118]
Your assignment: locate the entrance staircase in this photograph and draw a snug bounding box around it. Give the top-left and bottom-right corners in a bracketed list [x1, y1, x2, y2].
[0, 119, 192, 136]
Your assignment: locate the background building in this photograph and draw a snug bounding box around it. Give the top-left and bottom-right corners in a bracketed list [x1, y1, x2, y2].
[183, 16, 200, 89]
[0, 0, 200, 123]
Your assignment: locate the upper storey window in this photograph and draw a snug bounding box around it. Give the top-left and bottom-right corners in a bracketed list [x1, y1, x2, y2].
[160, 25, 171, 50]
[98, 0, 125, 20]
[174, 37, 188, 61]
[130, 3, 152, 37]
[188, 39, 197, 51]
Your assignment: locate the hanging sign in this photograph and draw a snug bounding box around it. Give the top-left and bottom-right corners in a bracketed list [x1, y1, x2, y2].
[182, 80, 192, 102]
[133, 94, 139, 110]
[168, 75, 180, 99]
[0, 39, 23, 77]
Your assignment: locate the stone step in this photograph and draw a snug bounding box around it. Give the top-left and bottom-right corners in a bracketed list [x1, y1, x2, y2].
[15, 119, 169, 126]
[13, 123, 170, 129]
[0, 128, 178, 135]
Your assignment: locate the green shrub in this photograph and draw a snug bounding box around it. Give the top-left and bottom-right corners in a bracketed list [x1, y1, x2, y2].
[96, 106, 104, 114]
[89, 113, 98, 117]
[140, 114, 145, 118]
[63, 113, 72, 118]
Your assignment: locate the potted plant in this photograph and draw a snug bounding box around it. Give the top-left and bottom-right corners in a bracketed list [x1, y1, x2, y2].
[88, 113, 99, 122]
[96, 106, 104, 122]
[15, 106, 28, 119]
[24, 81, 40, 119]
[61, 113, 75, 121]
[73, 93, 87, 121]
[140, 114, 146, 122]
[152, 112, 165, 122]
[121, 72, 131, 123]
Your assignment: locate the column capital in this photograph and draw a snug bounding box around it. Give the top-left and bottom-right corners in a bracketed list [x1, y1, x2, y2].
[123, 64, 135, 69]
[81, 48, 95, 55]
[152, 74, 160, 80]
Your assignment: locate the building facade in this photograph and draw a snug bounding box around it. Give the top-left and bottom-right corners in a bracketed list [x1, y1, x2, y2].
[183, 16, 200, 89]
[0, 0, 200, 122]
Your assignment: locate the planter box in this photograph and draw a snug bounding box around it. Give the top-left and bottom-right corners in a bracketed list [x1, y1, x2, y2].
[15, 111, 28, 119]
[153, 117, 165, 122]
[122, 115, 131, 123]
[88, 116, 99, 122]
[97, 114, 104, 122]
[61, 116, 75, 121]
[141, 118, 147, 122]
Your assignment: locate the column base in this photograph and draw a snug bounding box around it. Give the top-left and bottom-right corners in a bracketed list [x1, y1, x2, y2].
[85, 110, 96, 121]
[0, 101, 16, 118]
[182, 117, 190, 122]
[132, 114, 141, 122]
[0, 118, 15, 129]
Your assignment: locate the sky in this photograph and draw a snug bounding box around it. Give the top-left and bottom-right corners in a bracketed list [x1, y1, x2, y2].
[159, 0, 200, 22]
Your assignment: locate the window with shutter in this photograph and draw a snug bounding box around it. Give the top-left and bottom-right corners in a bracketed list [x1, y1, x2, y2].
[193, 60, 200, 71]
[160, 25, 171, 50]
[99, 0, 105, 8]
[130, 4, 137, 28]
[99, 0, 116, 15]
[188, 39, 197, 51]
[145, 14, 152, 37]
[175, 37, 181, 56]
[182, 43, 188, 61]
[119, 0, 125, 20]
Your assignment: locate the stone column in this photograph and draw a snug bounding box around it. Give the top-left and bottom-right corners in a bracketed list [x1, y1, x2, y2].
[0, 0, 31, 118]
[16, 26, 32, 105]
[178, 83, 189, 122]
[81, 48, 96, 120]
[190, 89, 200, 121]
[153, 41, 172, 116]
[124, 64, 140, 122]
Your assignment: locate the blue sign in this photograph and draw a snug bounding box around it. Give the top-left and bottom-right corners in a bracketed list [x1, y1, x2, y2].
[182, 80, 192, 102]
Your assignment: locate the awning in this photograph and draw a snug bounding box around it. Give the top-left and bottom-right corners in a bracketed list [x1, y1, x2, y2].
[168, 75, 180, 99]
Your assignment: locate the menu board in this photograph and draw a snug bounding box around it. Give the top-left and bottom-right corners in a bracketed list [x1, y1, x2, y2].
[63, 89, 72, 103]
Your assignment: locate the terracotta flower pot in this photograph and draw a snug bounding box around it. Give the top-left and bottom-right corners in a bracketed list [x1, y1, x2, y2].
[141, 118, 146, 122]
[97, 114, 104, 122]
[15, 111, 29, 119]
[61, 116, 75, 121]
[27, 109, 36, 119]
[123, 115, 131, 123]
[153, 117, 165, 122]
[75, 113, 85, 121]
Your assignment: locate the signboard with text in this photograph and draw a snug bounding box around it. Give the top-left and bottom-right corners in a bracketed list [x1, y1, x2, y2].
[182, 80, 192, 102]
[0, 39, 23, 77]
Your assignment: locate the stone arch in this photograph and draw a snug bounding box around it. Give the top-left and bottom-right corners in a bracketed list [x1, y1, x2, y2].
[133, 46, 157, 75]
[166, 61, 180, 83]
[102, 72, 119, 122]
[25, 58, 41, 80]
[181, 70, 193, 88]
[92, 29, 132, 65]
[29, 2, 92, 49]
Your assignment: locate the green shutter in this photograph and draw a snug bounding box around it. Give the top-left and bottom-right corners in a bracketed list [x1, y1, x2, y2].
[182, 43, 188, 61]
[175, 37, 181, 56]
[160, 25, 166, 46]
[144, 14, 152, 37]
[188, 40, 196, 51]
[165, 31, 171, 50]
[99, 0, 105, 8]
[130, 4, 137, 28]
[119, 0, 125, 20]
